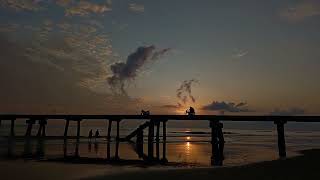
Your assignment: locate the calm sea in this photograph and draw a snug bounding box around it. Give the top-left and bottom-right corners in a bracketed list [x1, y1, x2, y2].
[1, 120, 320, 167]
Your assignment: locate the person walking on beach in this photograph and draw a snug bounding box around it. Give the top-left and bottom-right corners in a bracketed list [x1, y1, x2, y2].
[95, 129, 100, 142]
[88, 129, 93, 142]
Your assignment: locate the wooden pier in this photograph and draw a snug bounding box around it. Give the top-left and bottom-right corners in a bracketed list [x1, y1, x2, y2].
[0, 114, 319, 166]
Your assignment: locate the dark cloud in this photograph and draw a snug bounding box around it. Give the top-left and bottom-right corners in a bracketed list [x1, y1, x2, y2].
[151, 48, 171, 60]
[202, 101, 250, 112]
[160, 103, 182, 109]
[270, 107, 305, 116]
[176, 79, 198, 104]
[107, 45, 170, 95]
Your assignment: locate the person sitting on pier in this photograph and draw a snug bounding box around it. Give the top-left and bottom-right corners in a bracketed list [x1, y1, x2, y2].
[141, 110, 150, 116]
[88, 129, 93, 142]
[186, 107, 196, 116]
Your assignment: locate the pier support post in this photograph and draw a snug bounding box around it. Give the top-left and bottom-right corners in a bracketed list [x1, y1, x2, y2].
[107, 120, 112, 160]
[210, 121, 223, 166]
[156, 121, 160, 160]
[25, 119, 35, 137]
[7, 119, 15, 158]
[136, 128, 144, 158]
[10, 119, 15, 137]
[161, 120, 168, 163]
[7, 135, 15, 158]
[64, 119, 70, 137]
[37, 119, 47, 137]
[63, 138, 68, 158]
[217, 122, 224, 165]
[115, 119, 120, 160]
[275, 120, 287, 158]
[36, 137, 45, 159]
[148, 119, 155, 160]
[75, 120, 81, 157]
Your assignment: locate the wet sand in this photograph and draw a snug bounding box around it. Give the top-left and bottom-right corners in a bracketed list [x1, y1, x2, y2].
[87, 149, 320, 180]
[0, 149, 319, 180]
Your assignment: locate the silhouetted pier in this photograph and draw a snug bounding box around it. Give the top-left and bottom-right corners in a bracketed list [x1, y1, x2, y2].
[1, 115, 320, 166]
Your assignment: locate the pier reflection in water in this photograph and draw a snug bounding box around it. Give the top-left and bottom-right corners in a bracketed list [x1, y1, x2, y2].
[23, 137, 46, 159]
[2, 136, 222, 166]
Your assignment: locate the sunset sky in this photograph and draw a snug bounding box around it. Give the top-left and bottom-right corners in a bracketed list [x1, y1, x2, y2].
[0, 0, 320, 115]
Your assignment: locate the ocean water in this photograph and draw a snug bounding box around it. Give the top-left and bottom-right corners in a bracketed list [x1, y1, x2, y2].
[1, 120, 320, 167]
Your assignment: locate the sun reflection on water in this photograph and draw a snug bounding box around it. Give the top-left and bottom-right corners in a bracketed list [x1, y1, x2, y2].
[185, 142, 191, 156]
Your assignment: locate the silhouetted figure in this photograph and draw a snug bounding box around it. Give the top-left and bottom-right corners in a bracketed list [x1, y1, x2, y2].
[141, 110, 150, 116]
[88, 129, 93, 142]
[186, 107, 195, 116]
[95, 129, 100, 142]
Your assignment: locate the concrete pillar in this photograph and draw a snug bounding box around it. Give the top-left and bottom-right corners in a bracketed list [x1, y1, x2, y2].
[10, 119, 15, 137]
[275, 120, 287, 158]
[75, 120, 81, 157]
[37, 125, 43, 137]
[64, 120, 70, 137]
[156, 121, 160, 160]
[210, 121, 221, 166]
[136, 129, 144, 158]
[115, 120, 120, 160]
[148, 119, 155, 160]
[107, 120, 112, 160]
[37, 119, 47, 137]
[63, 138, 68, 158]
[25, 119, 35, 137]
[161, 120, 168, 162]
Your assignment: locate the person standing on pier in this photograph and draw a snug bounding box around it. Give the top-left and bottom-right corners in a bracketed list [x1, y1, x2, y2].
[95, 129, 100, 142]
[88, 129, 93, 142]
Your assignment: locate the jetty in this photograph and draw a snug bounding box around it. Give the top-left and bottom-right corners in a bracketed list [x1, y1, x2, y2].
[0, 114, 319, 166]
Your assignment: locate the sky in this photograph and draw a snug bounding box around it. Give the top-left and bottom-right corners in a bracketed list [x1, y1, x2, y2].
[0, 0, 320, 115]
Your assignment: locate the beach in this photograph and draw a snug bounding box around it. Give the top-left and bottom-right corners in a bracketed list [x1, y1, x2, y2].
[1, 149, 319, 180]
[87, 149, 320, 180]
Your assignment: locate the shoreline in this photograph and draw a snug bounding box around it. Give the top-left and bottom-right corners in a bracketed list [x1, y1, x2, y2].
[85, 149, 320, 180]
[0, 148, 318, 180]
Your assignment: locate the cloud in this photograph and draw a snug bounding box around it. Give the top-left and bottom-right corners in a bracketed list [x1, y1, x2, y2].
[65, 0, 112, 16]
[280, 0, 320, 22]
[55, 0, 72, 7]
[232, 50, 249, 58]
[0, 0, 43, 11]
[160, 104, 182, 109]
[270, 107, 305, 116]
[129, 3, 144, 13]
[0, 23, 19, 32]
[2, 19, 115, 94]
[107, 46, 171, 95]
[152, 48, 171, 60]
[176, 79, 199, 105]
[202, 101, 250, 112]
